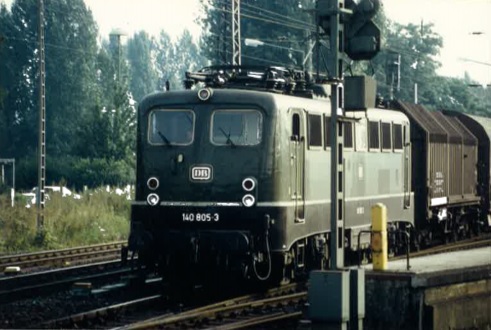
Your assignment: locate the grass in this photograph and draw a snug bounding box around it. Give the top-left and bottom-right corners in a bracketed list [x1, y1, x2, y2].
[0, 187, 131, 253]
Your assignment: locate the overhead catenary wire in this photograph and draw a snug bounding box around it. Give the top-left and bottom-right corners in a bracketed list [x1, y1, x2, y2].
[208, 3, 316, 34]
[4, 0, 318, 59]
[210, 0, 316, 31]
[240, 1, 316, 29]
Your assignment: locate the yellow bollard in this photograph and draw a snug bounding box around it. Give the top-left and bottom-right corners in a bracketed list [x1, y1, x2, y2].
[371, 203, 388, 270]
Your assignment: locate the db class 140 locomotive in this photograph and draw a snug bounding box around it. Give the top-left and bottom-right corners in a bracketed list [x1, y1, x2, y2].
[127, 65, 490, 286]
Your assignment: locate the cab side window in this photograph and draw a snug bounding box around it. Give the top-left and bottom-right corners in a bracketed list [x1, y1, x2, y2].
[344, 121, 353, 149]
[369, 121, 380, 150]
[308, 114, 322, 147]
[292, 113, 300, 139]
[393, 123, 403, 150]
[381, 122, 391, 151]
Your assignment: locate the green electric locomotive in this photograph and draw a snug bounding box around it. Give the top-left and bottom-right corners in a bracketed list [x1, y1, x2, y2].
[128, 66, 415, 286]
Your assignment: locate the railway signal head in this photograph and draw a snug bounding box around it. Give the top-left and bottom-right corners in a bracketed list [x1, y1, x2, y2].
[316, 0, 381, 61]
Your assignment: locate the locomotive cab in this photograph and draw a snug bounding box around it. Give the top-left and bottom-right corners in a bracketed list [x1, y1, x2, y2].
[129, 87, 282, 285]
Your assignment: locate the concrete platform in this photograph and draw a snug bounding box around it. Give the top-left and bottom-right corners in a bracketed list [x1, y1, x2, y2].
[362, 247, 491, 329]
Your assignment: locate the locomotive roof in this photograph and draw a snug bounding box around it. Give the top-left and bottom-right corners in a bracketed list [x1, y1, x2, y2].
[183, 65, 330, 99]
[138, 87, 416, 124]
[138, 87, 332, 115]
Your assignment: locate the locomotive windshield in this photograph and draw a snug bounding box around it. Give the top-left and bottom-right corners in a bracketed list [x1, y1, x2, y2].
[148, 109, 194, 145]
[211, 110, 262, 146]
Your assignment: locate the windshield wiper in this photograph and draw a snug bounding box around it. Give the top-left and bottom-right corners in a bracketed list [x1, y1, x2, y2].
[218, 127, 236, 147]
[157, 130, 172, 147]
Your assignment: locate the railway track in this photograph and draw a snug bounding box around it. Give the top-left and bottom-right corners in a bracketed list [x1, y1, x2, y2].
[0, 241, 127, 272]
[141, 292, 305, 330]
[0, 259, 155, 329]
[42, 282, 307, 329]
[414, 234, 491, 256]
[0, 242, 135, 304]
[3, 236, 489, 329]
[0, 260, 135, 304]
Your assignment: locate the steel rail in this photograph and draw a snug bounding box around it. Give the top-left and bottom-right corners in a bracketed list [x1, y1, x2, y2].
[210, 310, 303, 329]
[43, 295, 164, 329]
[120, 291, 307, 329]
[0, 241, 126, 270]
[0, 260, 133, 303]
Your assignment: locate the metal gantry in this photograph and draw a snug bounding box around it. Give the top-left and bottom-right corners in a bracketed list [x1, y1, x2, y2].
[231, 0, 241, 65]
[37, 0, 46, 232]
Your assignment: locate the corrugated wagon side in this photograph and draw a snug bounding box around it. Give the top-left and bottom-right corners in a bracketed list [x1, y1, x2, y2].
[395, 101, 480, 242]
[444, 111, 491, 231]
[395, 101, 447, 223]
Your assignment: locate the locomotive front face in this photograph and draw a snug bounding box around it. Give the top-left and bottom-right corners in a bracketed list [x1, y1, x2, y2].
[129, 89, 276, 278]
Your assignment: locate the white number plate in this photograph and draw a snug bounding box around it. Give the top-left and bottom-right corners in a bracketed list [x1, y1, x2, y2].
[182, 213, 219, 222]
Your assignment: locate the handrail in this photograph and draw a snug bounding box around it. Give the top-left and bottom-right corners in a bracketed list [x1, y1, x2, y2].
[357, 229, 411, 271]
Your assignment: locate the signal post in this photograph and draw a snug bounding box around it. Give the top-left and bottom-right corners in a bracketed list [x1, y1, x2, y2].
[308, 0, 380, 329]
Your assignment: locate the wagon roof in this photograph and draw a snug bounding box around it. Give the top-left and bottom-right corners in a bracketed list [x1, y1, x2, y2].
[395, 101, 447, 143]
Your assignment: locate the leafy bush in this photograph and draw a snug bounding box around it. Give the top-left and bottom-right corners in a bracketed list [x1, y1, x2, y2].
[0, 182, 8, 195]
[0, 187, 131, 253]
[14, 156, 135, 190]
[0, 199, 39, 252]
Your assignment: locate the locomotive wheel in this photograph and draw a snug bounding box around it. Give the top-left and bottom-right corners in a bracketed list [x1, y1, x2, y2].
[416, 229, 431, 250]
[269, 252, 294, 286]
[447, 230, 458, 243]
[411, 231, 423, 252]
[472, 220, 482, 237]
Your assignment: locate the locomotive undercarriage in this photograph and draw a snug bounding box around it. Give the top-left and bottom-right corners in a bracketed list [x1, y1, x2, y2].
[344, 221, 415, 265]
[130, 222, 331, 289]
[271, 234, 329, 285]
[130, 206, 487, 293]
[131, 225, 416, 290]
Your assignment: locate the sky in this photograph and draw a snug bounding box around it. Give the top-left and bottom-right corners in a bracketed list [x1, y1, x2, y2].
[1, 0, 490, 85]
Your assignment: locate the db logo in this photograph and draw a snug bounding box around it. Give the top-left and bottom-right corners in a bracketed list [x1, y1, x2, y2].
[191, 165, 213, 181]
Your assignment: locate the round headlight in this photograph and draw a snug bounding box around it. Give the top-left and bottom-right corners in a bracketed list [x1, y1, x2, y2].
[242, 194, 255, 207]
[147, 193, 160, 206]
[198, 88, 213, 101]
[242, 177, 256, 191]
[147, 177, 159, 190]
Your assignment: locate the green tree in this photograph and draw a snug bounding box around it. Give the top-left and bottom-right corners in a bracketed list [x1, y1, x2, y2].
[127, 31, 158, 103]
[0, 4, 14, 157]
[364, 21, 442, 106]
[98, 36, 135, 163]
[174, 29, 208, 86]
[198, 0, 316, 68]
[154, 30, 180, 90]
[0, 0, 99, 160]
[365, 20, 485, 114]
[0, 0, 38, 158]
[43, 0, 99, 157]
[73, 46, 115, 161]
